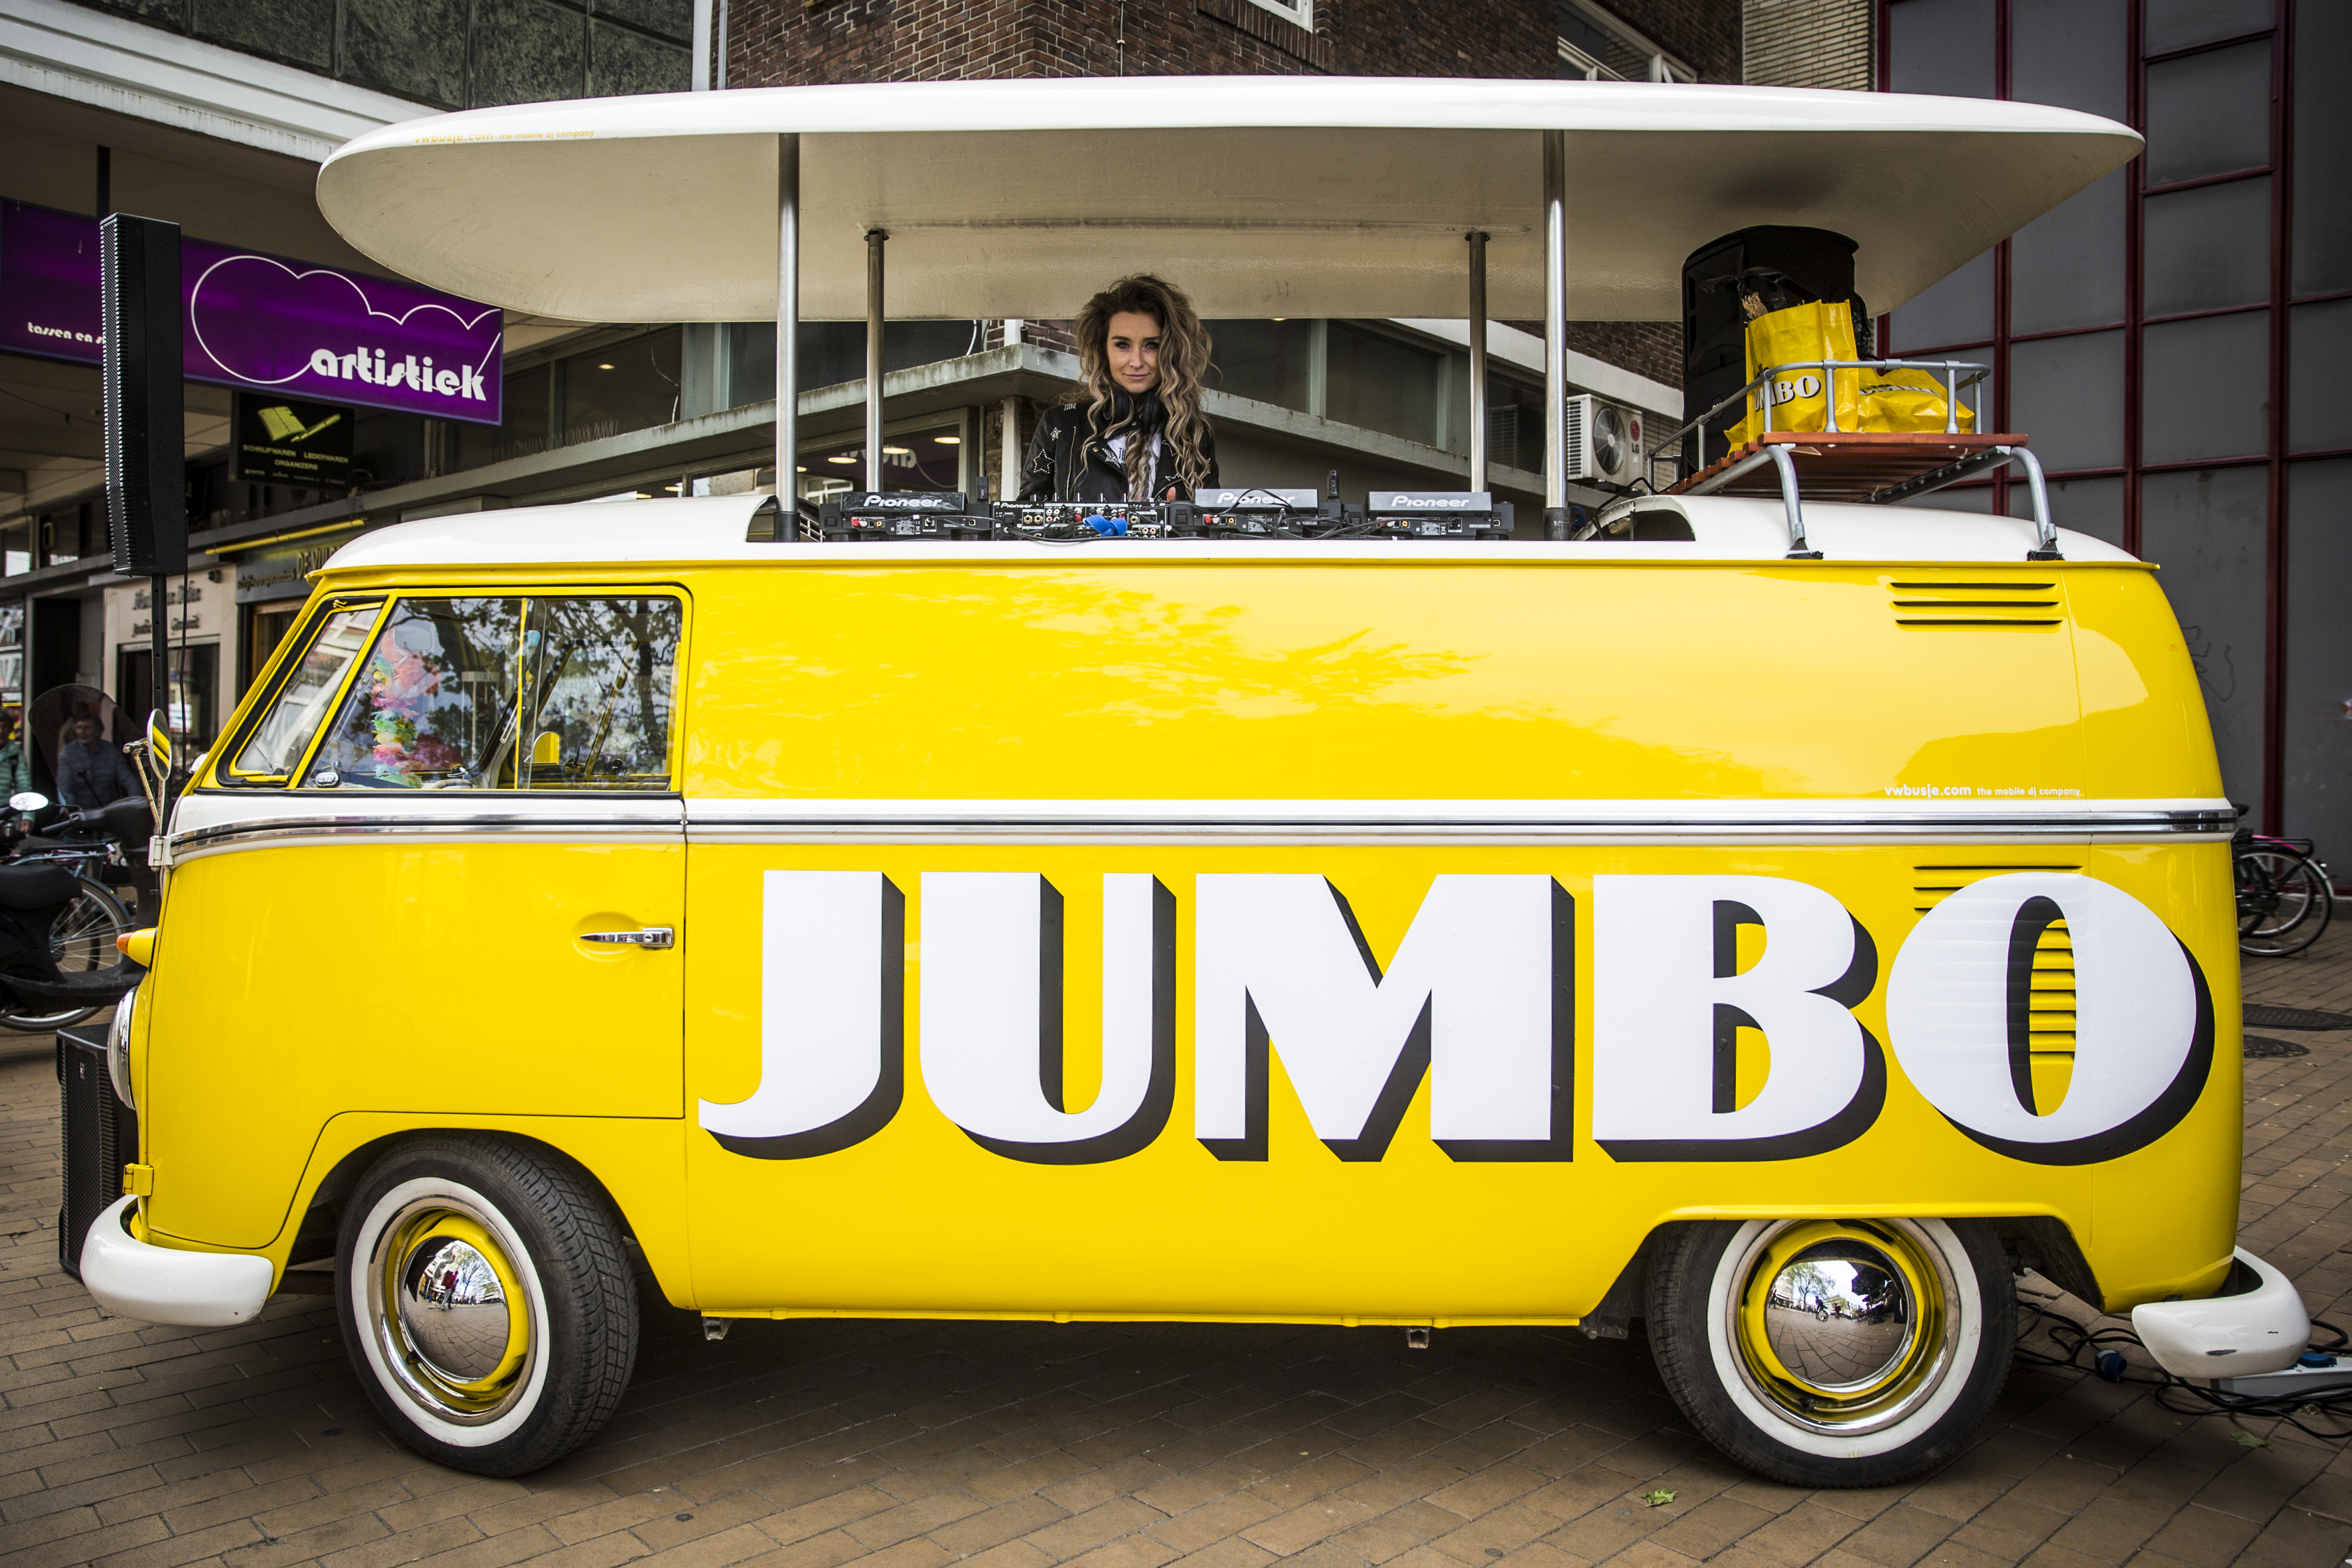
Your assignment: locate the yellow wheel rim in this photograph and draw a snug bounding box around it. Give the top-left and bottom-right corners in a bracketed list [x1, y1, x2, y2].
[368, 1194, 538, 1425]
[1725, 1219, 1958, 1435]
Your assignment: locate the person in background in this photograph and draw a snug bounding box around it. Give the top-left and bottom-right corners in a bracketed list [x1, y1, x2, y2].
[56, 715, 141, 811]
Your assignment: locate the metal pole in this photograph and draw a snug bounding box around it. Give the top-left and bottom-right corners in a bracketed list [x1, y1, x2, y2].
[1000, 396, 1020, 501]
[866, 228, 888, 493]
[775, 134, 799, 529]
[1541, 131, 1567, 534]
[1466, 230, 1488, 494]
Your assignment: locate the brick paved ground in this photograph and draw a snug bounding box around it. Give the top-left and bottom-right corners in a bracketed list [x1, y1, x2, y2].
[5, 923, 2352, 1568]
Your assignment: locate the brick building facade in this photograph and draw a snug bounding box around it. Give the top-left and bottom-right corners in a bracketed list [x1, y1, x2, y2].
[724, 0, 1739, 392]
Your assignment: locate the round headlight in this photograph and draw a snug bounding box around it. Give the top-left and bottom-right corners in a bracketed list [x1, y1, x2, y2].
[107, 986, 137, 1111]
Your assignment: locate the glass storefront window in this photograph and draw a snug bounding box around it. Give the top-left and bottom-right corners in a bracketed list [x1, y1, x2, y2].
[1209, 320, 1317, 411]
[562, 328, 684, 446]
[797, 423, 964, 506]
[2144, 39, 2272, 187]
[1326, 323, 1443, 447]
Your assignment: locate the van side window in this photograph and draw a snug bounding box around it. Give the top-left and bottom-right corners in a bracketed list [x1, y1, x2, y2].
[309, 597, 526, 789]
[296, 593, 682, 792]
[515, 597, 683, 791]
[226, 601, 384, 782]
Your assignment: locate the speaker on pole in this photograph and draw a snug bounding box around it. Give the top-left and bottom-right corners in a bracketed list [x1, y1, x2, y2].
[101, 214, 187, 578]
[102, 213, 187, 801]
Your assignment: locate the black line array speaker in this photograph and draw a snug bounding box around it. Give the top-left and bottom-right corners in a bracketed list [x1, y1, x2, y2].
[1680, 226, 1869, 472]
[58, 1024, 137, 1282]
[101, 213, 189, 579]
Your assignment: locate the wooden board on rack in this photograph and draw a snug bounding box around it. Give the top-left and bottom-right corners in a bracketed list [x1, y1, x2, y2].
[1670, 431, 2026, 501]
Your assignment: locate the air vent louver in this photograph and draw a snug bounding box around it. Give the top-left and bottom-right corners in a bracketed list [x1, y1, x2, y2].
[1888, 580, 2063, 628]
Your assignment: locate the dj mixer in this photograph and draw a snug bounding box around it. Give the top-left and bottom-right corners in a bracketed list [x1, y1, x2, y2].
[805, 487, 1517, 542]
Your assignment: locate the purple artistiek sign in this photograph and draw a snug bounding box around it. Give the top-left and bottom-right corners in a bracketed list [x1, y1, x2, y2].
[1, 199, 502, 426]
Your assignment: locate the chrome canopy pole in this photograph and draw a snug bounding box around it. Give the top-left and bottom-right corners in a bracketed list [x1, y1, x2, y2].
[1541, 130, 1567, 533]
[865, 228, 888, 492]
[775, 133, 799, 531]
[1466, 230, 1489, 494]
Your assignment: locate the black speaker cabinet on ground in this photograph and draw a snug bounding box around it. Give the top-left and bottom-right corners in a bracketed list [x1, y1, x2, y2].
[58, 1024, 137, 1282]
[100, 213, 188, 580]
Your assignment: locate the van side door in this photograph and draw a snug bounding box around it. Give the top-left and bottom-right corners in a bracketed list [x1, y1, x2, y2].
[149, 591, 688, 1249]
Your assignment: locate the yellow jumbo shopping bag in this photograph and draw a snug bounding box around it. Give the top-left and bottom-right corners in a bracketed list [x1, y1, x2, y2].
[1719, 300, 1863, 447]
[1856, 367, 1978, 433]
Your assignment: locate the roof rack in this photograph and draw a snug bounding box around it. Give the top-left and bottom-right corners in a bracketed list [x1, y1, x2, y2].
[1596, 358, 2059, 562]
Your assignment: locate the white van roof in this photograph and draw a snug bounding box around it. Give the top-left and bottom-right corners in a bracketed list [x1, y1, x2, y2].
[315, 78, 2140, 325]
[317, 494, 2138, 572]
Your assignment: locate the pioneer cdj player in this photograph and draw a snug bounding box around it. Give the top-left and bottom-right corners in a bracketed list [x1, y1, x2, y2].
[1361, 491, 1515, 539]
[817, 491, 992, 540]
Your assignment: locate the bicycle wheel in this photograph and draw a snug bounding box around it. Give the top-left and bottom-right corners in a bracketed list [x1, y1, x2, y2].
[0, 878, 131, 1032]
[2238, 848, 2334, 957]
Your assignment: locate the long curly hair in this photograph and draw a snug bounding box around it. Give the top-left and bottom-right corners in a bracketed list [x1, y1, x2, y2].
[1071, 274, 1215, 499]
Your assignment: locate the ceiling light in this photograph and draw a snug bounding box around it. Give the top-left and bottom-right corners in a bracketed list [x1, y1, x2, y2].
[934, 435, 961, 445]
[596, 362, 615, 370]
[826, 454, 854, 463]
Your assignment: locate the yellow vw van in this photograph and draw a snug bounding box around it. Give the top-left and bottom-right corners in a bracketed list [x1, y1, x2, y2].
[70, 76, 2310, 1490]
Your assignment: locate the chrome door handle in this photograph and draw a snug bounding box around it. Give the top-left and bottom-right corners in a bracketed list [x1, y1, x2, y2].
[580, 927, 674, 949]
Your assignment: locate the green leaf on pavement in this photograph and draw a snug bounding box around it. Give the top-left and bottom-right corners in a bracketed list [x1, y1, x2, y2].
[1642, 1490, 1677, 1507]
[2232, 1431, 2270, 1448]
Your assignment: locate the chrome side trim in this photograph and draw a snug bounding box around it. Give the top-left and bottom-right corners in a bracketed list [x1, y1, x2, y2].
[680, 797, 2235, 846]
[163, 795, 2235, 858]
[165, 793, 684, 866]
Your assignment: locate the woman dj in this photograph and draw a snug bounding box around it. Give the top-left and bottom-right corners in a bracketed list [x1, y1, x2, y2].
[1017, 274, 1219, 504]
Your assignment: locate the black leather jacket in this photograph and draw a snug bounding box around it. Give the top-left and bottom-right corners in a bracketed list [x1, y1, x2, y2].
[1016, 404, 1219, 504]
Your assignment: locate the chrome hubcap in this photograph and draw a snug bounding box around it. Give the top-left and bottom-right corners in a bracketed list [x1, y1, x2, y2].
[367, 1196, 536, 1425]
[1726, 1219, 1958, 1436]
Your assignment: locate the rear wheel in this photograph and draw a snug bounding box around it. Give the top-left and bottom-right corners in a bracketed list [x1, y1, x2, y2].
[1646, 1217, 2012, 1488]
[2237, 848, 2333, 957]
[337, 1135, 638, 1476]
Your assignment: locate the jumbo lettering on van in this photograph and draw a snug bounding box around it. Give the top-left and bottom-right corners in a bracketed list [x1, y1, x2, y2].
[696, 869, 2207, 1168]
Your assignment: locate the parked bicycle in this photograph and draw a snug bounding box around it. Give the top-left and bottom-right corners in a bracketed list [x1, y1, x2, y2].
[0, 791, 149, 1032]
[2235, 813, 2335, 958]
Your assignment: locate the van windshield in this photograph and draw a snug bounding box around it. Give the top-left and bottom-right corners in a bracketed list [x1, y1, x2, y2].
[228, 601, 383, 780]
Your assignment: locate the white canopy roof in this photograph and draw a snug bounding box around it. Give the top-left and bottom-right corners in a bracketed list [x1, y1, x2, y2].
[315, 76, 2140, 325]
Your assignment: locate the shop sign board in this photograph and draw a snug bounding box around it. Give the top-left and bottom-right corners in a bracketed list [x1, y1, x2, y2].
[0, 199, 502, 425]
[104, 575, 220, 650]
[230, 392, 356, 487]
[233, 530, 363, 604]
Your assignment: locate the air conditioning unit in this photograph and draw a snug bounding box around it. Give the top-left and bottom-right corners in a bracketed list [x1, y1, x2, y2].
[1563, 394, 1645, 487]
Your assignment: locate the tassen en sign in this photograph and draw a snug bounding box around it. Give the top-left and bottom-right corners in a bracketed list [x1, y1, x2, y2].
[700, 870, 2213, 1167]
[0, 199, 501, 425]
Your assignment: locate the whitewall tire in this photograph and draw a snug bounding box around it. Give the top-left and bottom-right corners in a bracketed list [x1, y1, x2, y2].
[336, 1135, 638, 1476]
[1646, 1217, 2013, 1488]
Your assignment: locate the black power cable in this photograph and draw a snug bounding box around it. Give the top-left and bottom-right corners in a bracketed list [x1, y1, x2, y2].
[2015, 1283, 2352, 1441]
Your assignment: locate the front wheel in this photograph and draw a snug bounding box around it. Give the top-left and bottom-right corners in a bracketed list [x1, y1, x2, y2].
[1646, 1217, 2013, 1488]
[337, 1135, 639, 1476]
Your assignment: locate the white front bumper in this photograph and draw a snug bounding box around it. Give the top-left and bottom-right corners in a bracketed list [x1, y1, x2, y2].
[80, 1196, 274, 1327]
[2131, 1247, 2310, 1379]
